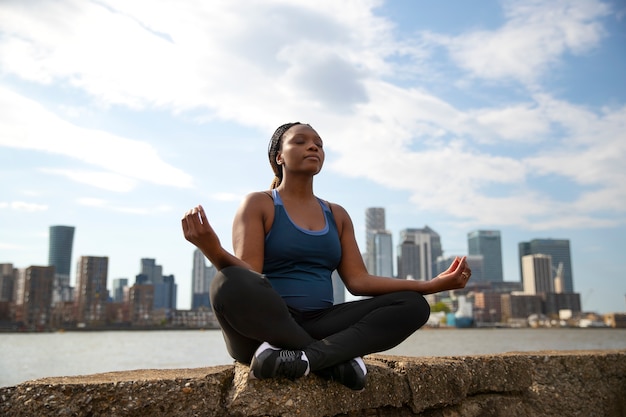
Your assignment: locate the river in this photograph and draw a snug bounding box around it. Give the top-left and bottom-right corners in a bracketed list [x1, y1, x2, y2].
[1, 327, 625, 388]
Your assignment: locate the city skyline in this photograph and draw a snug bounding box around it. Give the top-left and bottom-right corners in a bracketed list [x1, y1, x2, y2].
[0, 220, 609, 314]
[1, 1, 624, 314]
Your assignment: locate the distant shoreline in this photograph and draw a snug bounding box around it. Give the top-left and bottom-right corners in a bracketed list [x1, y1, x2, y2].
[0, 325, 221, 333]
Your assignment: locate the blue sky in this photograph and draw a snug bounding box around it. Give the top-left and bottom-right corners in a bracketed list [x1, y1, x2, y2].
[1, 0, 624, 313]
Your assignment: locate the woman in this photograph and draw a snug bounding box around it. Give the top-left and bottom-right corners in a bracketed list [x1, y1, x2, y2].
[181, 122, 471, 390]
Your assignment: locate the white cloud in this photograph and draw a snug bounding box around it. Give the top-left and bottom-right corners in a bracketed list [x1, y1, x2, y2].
[436, 0, 611, 84]
[0, 201, 48, 212]
[471, 104, 551, 142]
[76, 197, 151, 215]
[42, 168, 138, 192]
[0, 86, 194, 190]
[0, 0, 622, 232]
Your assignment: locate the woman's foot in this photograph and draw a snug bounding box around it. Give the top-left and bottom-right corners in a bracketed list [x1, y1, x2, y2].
[315, 357, 367, 390]
[249, 342, 311, 380]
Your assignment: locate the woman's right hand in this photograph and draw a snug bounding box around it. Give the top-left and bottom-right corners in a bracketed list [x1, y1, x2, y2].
[181, 205, 222, 256]
[182, 205, 250, 271]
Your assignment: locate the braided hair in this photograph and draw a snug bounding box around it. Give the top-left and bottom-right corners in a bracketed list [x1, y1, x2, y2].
[268, 122, 305, 189]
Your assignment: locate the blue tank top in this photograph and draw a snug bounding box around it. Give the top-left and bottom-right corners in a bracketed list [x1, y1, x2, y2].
[263, 189, 342, 311]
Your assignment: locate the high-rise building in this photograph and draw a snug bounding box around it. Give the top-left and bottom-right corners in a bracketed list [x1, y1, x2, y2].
[518, 239, 574, 293]
[331, 270, 345, 305]
[522, 254, 553, 294]
[468, 230, 503, 282]
[14, 266, 55, 327]
[373, 231, 394, 277]
[138, 258, 176, 310]
[364, 208, 393, 277]
[112, 278, 128, 303]
[156, 275, 177, 311]
[129, 284, 154, 325]
[140, 258, 163, 284]
[48, 225, 75, 303]
[191, 249, 216, 309]
[75, 256, 108, 325]
[397, 227, 443, 280]
[0, 263, 16, 302]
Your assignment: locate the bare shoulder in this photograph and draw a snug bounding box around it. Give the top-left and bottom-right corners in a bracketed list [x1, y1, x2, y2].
[235, 191, 275, 222]
[326, 201, 353, 232]
[241, 190, 274, 206]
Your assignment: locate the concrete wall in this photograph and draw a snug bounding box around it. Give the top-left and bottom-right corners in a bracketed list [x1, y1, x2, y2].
[1, 350, 624, 416]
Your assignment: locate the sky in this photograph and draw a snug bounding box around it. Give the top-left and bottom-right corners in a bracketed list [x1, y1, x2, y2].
[1, 0, 625, 314]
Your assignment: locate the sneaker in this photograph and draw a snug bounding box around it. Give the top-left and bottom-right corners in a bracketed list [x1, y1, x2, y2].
[316, 357, 367, 391]
[249, 342, 310, 380]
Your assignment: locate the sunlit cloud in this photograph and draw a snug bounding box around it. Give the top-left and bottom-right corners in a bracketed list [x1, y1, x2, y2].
[0, 201, 48, 212]
[0, 86, 194, 190]
[0, 0, 622, 232]
[76, 197, 151, 215]
[435, 0, 611, 84]
[42, 168, 138, 193]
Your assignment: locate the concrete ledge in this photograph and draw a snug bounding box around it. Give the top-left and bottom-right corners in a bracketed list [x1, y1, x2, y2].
[1, 350, 624, 416]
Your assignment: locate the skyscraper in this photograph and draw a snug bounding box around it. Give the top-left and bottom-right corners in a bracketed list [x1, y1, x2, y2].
[331, 270, 346, 305]
[138, 258, 176, 310]
[14, 266, 54, 327]
[112, 278, 128, 303]
[518, 239, 574, 293]
[365, 207, 386, 273]
[522, 254, 553, 294]
[191, 249, 216, 309]
[0, 263, 16, 302]
[373, 231, 394, 277]
[468, 230, 503, 282]
[75, 256, 108, 325]
[48, 225, 75, 303]
[397, 227, 443, 280]
[365, 208, 393, 277]
[140, 258, 163, 284]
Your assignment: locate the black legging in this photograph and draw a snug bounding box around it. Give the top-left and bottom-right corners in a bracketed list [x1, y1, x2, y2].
[210, 266, 430, 370]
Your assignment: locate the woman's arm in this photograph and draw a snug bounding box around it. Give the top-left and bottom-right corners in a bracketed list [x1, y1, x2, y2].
[332, 203, 470, 296]
[232, 192, 274, 273]
[181, 205, 250, 271]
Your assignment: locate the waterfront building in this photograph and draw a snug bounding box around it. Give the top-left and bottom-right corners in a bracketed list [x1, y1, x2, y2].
[468, 230, 504, 282]
[129, 284, 154, 325]
[522, 254, 553, 295]
[473, 291, 504, 324]
[75, 256, 108, 325]
[14, 266, 55, 327]
[542, 292, 581, 317]
[171, 308, 219, 328]
[500, 293, 543, 323]
[48, 225, 75, 303]
[191, 249, 216, 309]
[518, 238, 574, 293]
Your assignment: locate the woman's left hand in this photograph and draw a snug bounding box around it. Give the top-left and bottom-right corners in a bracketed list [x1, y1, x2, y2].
[430, 256, 471, 292]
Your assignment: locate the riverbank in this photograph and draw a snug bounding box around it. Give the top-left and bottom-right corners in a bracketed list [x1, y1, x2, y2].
[2, 350, 624, 416]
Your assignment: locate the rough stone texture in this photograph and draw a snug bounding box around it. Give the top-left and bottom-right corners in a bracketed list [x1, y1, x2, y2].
[1, 350, 624, 417]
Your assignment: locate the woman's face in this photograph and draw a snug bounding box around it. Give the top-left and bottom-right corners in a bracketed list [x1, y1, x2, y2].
[278, 124, 325, 176]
